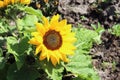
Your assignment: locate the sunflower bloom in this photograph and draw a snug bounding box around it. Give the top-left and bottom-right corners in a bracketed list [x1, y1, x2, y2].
[29, 14, 76, 66]
[3, 0, 11, 6]
[20, 0, 30, 4]
[0, 1, 4, 7]
[0, 0, 31, 8]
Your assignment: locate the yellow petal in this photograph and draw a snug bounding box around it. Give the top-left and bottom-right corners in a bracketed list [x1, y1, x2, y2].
[31, 32, 41, 37]
[60, 25, 72, 35]
[39, 46, 49, 61]
[63, 43, 76, 50]
[64, 24, 72, 31]
[46, 50, 51, 61]
[40, 51, 47, 60]
[3, 0, 10, 6]
[61, 54, 69, 62]
[51, 51, 60, 64]
[50, 56, 58, 66]
[28, 38, 40, 45]
[42, 16, 49, 30]
[20, 0, 30, 4]
[41, 46, 51, 61]
[35, 45, 42, 55]
[36, 23, 46, 36]
[39, 54, 46, 60]
[63, 33, 76, 42]
[59, 47, 74, 55]
[11, 0, 15, 4]
[50, 14, 60, 24]
[63, 37, 76, 43]
[56, 50, 62, 60]
[50, 14, 60, 29]
[58, 19, 67, 27]
[0, 1, 4, 7]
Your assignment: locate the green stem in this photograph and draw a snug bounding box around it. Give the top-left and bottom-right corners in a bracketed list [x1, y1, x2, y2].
[11, 15, 22, 39]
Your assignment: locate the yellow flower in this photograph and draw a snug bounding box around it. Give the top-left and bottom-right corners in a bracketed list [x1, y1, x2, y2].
[10, 0, 19, 4]
[29, 14, 76, 66]
[11, 0, 15, 4]
[0, 0, 31, 8]
[20, 0, 30, 4]
[0, 1, 4, 7]
[3, 0, 11, 6]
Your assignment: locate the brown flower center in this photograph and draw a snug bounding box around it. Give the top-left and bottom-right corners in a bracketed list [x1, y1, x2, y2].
[43, 30, 62, 50]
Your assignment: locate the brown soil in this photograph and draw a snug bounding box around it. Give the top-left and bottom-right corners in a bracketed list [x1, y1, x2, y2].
[91, 31, 120, 80]
[57, 0, 120, 80]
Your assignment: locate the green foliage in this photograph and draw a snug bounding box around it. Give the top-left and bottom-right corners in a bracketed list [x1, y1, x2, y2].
[0, 37, 6, 49]
[0, 19, 16, 36]
[66, 53, 100, 80]
[64, 27, 101, 80]
[22, 6, 43, 20]
[111, 24, 120, 36]
[7, 37, 29, 54]
[17, 14, 38, 33]
[39, 60, 64, 80]
[74, 26, 102, 54]
[0, 64, 8, 80]
[91, 22, 105, 34]
[0, 37, 6, 70]
[0, 54, 5, 70]
[0, 21, 8, 34]
[0, 2, 102, 80]
[0, 2, 43, 79]
[7, 63, 40, 80]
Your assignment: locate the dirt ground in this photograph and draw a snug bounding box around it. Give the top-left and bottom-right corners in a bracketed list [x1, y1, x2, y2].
[57, 0, 120, 80]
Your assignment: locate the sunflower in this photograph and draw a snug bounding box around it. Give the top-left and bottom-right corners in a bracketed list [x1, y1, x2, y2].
[0, 1, 4, 7]
[20, 0, 30, 4]
[3, 0, 11, 6]
[0, 0, 31, 7]
[29, 14, 76, 66]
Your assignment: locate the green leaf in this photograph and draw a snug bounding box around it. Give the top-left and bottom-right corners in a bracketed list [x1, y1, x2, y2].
[41, 61, 64, 80]
[91, 22, 105, 34]
[23, 14, 38, 27]
[0, 22, 8, 34]
[66, 51, 92, 73]
[65, 27, 101, 80]
[7, 36, 30, 55]
[0, 56, 5, 69]
[7, 37, 18, 56]
[74, 27, 101, 54]
[0, 64, 8, 80]
[0, 37, 5, 49]
[17, 14, 38, 33]
[7, 64, 40, 80]
[6, 36, 29, 70]
[112, 24, 120, 36]
[17, 19, 24, 31]
[0, 48, 3, 57]
[18, 37, 30, 54]
[17, 14, 38, 31]
[65, 51, 100, 80]
[24, 6, 43, 20]
[14, 55, 25, 70]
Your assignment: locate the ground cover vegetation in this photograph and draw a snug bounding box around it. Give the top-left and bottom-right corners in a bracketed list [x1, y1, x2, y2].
[0, 0, 120, 80]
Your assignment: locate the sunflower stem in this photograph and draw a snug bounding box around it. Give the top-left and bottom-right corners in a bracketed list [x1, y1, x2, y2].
[11, 15, 22, 39]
